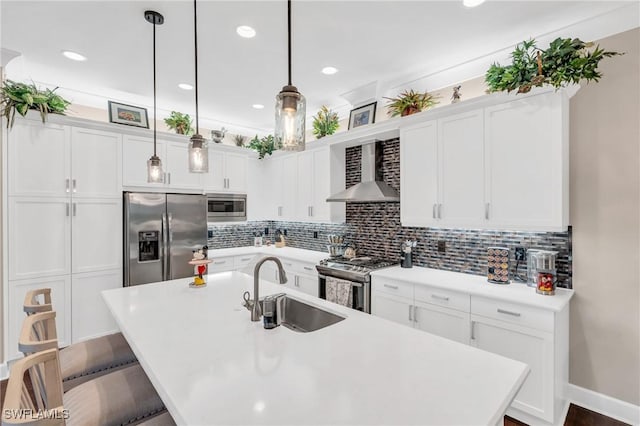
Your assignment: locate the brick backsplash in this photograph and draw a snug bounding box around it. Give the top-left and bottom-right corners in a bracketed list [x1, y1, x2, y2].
[208, 138, 572, 289]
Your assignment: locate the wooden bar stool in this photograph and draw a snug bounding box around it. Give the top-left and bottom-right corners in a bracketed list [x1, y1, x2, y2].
[23, 288, 138, 391]
[2, 348, 168, 426]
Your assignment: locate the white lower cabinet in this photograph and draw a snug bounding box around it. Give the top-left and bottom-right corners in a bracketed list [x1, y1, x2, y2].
[371, 291, 414, 328]
[290, 273, 318, 297]
[413, 301, 470, 345]
[8, 276, 72, 360]
[371, 275, 567, 424]
[71, 270, 121, 342]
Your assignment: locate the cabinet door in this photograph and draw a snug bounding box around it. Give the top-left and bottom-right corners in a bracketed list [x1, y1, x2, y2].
[485, 95, 566, 231]
[281, 155, 298, 220]
[225, 153, 248, 192]
[438, 110, 485, 227]
[259, 263, 280, 284]
[413, 301, 470, 344]
[8, 276, 71, 360]
[294, 274, 319, 297]
[8, 120, 70, 197]
[72, 198, 122, 274]
[9, 198, 71, 280]
[204, 150, 225, 191]
[311, 148, 331, 221]
[471, 315, 554, 422]
[371, 291, 414, 328]
[71, 127, 121, 198]
[266, 157, 284, 219]
[296, 151, 314, 220]
[165, 142, 202, 189]
[400, 121, 438, 227]
[122, 135, 166, 187]
[72, 269, 120, 342]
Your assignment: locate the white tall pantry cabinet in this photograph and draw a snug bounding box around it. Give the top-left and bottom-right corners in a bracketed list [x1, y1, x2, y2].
[5, 118, 122, 360]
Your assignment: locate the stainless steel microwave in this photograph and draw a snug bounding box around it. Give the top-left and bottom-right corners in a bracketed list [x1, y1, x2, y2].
[207, 194, 247, 222]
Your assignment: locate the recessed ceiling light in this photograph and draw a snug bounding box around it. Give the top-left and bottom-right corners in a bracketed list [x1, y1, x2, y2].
[178, 83, 193, 90]
[61, 50, 87, 61]
[463, 0, 486, 7]
[252, 104, 265, 109]
[236, 25, 256, 38]
[322, 66, 338, 75]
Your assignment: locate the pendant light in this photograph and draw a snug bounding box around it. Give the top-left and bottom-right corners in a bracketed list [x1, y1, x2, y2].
[145, 10, 164, 183]
[275, 0, 306, 151]
[188, 0, 208, 173]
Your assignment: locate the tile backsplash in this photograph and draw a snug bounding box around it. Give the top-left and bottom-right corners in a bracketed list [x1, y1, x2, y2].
[208, 138, 572, 289]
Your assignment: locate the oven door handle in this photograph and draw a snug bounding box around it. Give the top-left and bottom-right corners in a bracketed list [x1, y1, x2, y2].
[318, 274, 364, 288]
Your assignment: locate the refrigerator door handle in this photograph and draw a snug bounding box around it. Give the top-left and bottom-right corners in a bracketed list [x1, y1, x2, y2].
[162, 213, 169, 280]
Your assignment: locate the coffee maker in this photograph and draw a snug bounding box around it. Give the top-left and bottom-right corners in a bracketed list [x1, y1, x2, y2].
[528, 250, 558, 295]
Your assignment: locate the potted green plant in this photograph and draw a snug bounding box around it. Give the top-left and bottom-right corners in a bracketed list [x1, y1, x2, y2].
[384, 89, 439, 117]
[485, 37, 622, 94]
[248, 134, 276, 159]
[163, 111, 194, 135]
[312, 105, 339, 138]
[1, 80, 71, 129]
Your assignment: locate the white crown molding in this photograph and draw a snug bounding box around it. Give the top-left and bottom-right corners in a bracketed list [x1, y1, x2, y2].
[565, 383, 640, 425]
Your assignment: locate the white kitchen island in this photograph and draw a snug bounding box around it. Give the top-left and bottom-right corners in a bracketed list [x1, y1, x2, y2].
[102, 271, 529, 425]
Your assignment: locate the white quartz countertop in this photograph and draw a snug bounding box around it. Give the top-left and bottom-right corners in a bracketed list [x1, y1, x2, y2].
[103, 272, 528, 425]
[207, 245, 327, 264]
[371, 266, 574, 312]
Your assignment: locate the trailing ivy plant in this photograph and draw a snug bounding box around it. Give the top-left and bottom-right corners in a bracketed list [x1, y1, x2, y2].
[248, 134, 276, 159]
[163, 111, 194, 135]
[1, 80, 71, 129]
[312, 105, 339, 138]
[486, 37, 622, 94]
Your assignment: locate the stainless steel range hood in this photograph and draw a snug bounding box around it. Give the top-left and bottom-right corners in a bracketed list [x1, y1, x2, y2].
[327, 141, 399, 203]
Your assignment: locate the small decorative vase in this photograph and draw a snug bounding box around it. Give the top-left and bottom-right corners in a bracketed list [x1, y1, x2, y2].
[401, 106, 421, 117]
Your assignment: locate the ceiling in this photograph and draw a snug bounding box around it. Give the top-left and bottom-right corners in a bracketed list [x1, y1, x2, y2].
[1, 1, 636, 135]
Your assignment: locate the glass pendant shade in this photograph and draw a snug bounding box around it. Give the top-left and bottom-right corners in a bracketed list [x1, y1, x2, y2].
[147, 155, 164, 183]
[275, 85, 306, 151]
[188, 134, 209, 173]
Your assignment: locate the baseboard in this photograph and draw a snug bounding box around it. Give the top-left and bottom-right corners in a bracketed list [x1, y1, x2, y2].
[0, 361, 8, 380]
[565, 383, 640, 425]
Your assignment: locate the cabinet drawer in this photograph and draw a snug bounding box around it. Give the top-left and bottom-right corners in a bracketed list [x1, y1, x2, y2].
[233, 254, 256, 270]
[471, 296, 553, 332]
[279, 257, 317, 277]
[208, 256, 235, 273]
[414, 284, 470, 313]
[371, 277, 414, 299]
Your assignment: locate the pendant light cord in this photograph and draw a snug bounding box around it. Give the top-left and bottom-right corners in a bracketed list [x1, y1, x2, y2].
[152, 17, 157, 157]
[193, 0, 200, 134]
[287, 0, 292, 86]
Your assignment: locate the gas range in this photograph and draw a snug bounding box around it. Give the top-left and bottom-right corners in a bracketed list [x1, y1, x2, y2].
[316, 257, 396, 283]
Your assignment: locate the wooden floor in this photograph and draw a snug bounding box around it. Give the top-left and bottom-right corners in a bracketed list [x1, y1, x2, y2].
[0, 376, 632, 426]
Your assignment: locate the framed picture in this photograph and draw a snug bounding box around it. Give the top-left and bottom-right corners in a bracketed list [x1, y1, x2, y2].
[348, 102, 377, 130]
[108, 101, 149, 128]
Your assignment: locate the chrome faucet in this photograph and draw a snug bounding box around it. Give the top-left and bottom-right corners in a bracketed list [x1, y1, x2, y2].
[249, 256, 288, 321]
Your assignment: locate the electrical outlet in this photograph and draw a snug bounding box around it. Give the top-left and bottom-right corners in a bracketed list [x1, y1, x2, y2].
[264, 228, 269, 236]
[284, 229, 288, 236]
[437, 240, 446, 253]
[515, 247, 527, 261]
[313, 231, 318, 239]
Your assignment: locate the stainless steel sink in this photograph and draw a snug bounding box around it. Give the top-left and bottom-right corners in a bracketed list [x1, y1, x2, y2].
[261, 296, 345, 332]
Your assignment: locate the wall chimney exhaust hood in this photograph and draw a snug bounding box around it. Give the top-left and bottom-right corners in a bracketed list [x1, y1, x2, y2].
[327, 141, 399, 203]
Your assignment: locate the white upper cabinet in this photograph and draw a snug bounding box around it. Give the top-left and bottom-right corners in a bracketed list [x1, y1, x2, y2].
[203, 149, 248, 193]
[122, 135, 165, 187]
[400, 89, 570, 231]
[8, 120, 71, 197]
[71, 127, 122, 198]
[484, 94, 568, 231]
[296, 150, 315, 219]
[165, 141, 203, 190]
[438, 110, 485, 227]
[400, 121, 438, 227]
[281, 155, 298, 220]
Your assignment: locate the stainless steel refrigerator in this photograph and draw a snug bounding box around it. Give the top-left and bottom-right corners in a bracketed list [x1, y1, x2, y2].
[124, 192, 207, 286]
